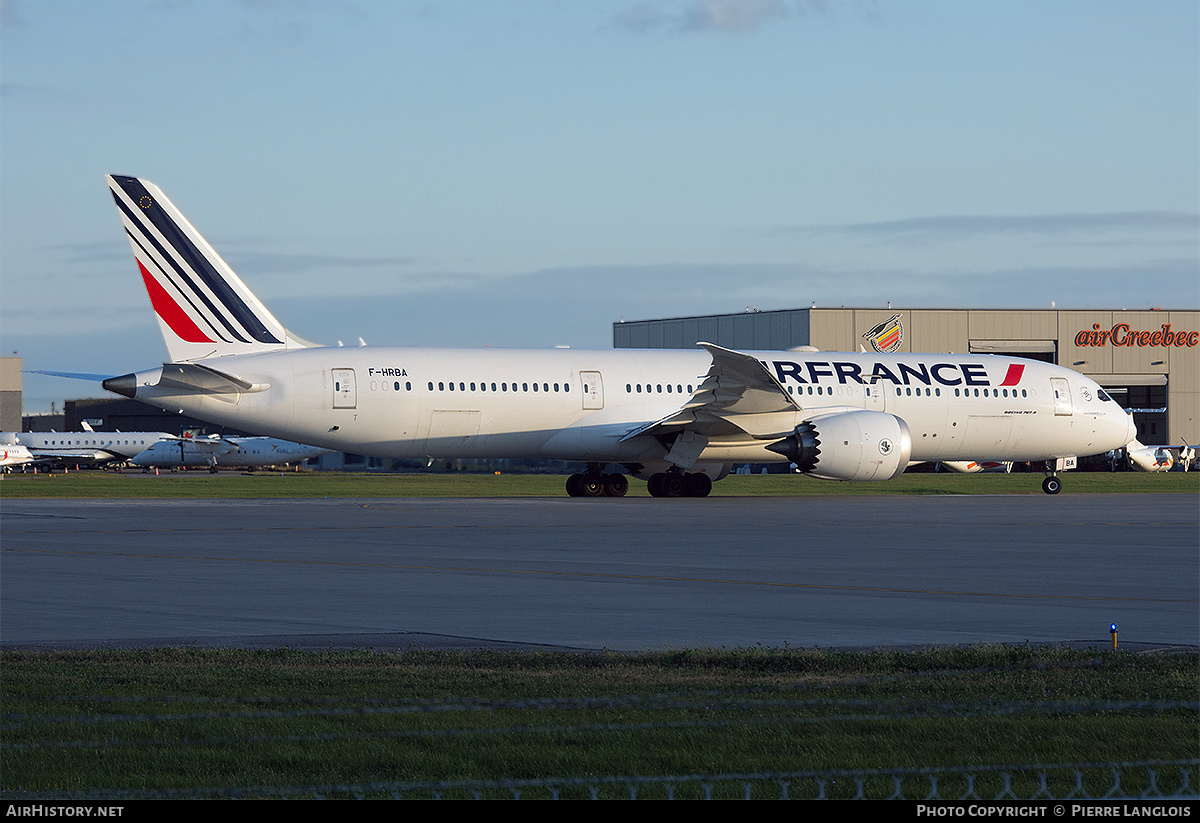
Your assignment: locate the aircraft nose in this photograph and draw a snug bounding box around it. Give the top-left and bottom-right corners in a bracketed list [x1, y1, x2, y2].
[1124, 412, 1137, 445]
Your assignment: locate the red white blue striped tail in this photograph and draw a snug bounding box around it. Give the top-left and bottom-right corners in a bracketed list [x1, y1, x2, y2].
[107, 175, 312, 362]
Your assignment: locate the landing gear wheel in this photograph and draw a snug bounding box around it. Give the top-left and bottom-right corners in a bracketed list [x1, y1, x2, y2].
[566, 473, 583, 497]
[603, 473, 628, 497]
[1042, 476, 1061, 495]
[660, 472, 686, 498]
[580, 474, 605, 497]
[684, 472, 712, 498]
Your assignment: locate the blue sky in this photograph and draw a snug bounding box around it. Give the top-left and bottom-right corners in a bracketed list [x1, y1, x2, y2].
[2, 0, 1197, 413]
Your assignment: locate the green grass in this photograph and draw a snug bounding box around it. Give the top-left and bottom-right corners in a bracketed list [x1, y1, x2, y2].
[1, 646, 1195, 799]
[2, 469, 1197, 498]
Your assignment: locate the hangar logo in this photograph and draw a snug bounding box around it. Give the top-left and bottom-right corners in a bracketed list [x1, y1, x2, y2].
[1074, 323, 1198, 348]
[863, 314, 904, 353]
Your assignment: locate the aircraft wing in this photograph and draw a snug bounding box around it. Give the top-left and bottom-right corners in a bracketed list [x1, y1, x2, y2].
[154, 436, 240, 456]
[620, 343, 803, 454]
[23, 447, 118, 463]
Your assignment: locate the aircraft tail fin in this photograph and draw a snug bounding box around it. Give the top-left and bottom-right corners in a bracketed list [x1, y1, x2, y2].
[107, 175, 314, 362]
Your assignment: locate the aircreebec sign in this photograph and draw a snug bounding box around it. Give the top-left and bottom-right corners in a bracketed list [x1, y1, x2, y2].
[1075, 323, 1198, 348]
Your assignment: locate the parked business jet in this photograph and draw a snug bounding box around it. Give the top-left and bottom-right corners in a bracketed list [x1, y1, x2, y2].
[129, 436, 330, 472]
[5, 429, 175, 467]
[99, 175, 1137, 496]
[1, 443, 37, 471]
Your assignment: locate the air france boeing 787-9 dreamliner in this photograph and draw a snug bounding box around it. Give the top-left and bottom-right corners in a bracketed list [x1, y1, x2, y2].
[100, 176, 1137, 497]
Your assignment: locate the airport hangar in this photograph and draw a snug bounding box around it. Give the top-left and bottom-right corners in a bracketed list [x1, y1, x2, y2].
[614, 307, 1200, 449]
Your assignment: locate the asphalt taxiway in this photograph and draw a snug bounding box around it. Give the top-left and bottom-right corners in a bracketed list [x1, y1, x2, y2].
[1, 494, 1196, 651]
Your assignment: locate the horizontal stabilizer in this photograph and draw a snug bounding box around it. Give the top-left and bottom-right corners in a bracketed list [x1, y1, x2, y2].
[158, 362, 263, 394]
[103, 363, 267, 398]
[24, 370, 116, 382]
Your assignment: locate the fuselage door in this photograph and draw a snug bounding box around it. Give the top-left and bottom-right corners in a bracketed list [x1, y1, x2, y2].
[332, 368, 357, 409]
[580, 371, 604, 410]
[864, 376, 886, 412]
[1050, 377, 1072, 416]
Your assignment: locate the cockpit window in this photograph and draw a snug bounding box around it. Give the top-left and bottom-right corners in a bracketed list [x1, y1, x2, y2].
[1097, 389, 1112, 402]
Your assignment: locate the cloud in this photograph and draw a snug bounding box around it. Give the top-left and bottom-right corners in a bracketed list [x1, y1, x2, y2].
[615, 0, 799, 34]
[776, 212, 1200, 244]
[0, 0, 25, 29]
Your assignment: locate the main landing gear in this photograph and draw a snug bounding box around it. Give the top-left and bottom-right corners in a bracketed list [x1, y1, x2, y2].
[564, 466, 713, 498]
[565, 468, 628, 497]
[647, 471, 712, 498]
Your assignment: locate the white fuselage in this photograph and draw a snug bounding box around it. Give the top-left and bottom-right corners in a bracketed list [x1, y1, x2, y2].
[9, 431, 174, 464]
[129, 436, 330, 468]
[1, 444, 36, 468]
[117, 346, 1136, 471]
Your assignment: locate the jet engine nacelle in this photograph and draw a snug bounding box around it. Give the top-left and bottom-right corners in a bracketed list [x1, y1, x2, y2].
[767, 410, 913, 482]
